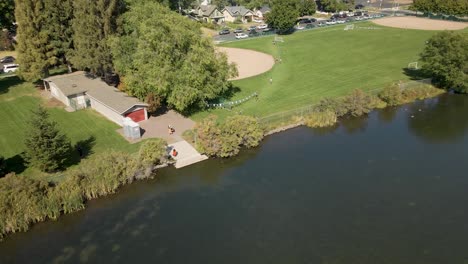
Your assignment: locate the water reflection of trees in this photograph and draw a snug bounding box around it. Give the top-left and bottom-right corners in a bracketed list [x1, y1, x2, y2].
[377, 107, 398, 123]
[408, 95, 468, 143]
[340, 115, 368, 134]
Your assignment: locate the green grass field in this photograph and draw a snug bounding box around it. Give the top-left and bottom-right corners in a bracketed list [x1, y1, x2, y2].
[192, 22, 439, 120]
[0, 76, 142, 177]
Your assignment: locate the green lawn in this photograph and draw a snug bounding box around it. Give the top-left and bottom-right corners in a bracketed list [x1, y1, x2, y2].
[192, 22, 438, 120]
[0, 76, 142, 177]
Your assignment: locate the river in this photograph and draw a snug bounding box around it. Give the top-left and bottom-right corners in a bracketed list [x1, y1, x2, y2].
[1, 94, 467, 264]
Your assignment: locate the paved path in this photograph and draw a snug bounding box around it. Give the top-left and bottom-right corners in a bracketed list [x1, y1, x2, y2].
[117, 110, 195, 144]
[168, 141, 208, 169]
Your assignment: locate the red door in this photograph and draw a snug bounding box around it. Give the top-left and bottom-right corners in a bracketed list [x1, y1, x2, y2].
[126, 109, 146, 122]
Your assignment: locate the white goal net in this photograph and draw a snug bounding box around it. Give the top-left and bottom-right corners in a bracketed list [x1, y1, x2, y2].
[408, 62, 419, 69]
[344, 24, 355, 31]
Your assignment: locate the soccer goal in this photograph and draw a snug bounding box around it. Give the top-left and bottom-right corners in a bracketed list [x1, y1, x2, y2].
[344, 24, 355, 31]
[408, 62, 419, 69]
[274, 36, 284, 43]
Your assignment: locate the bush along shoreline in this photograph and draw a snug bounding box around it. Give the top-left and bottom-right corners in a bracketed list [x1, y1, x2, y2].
[0, 139, 168, 241]
[190, 84, 444, 158]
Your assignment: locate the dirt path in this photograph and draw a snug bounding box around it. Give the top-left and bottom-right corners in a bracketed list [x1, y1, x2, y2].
[372, 16, 468, 30]
[217, 47, 275, 80]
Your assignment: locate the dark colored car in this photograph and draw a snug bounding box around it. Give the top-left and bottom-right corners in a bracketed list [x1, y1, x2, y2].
[0, 56, 15, 64]
[305, 24, 315, 29]
[219, 29, 230, 35]
[355, 4, 365, 9]
[248, 29, 259, 37]
[233, 28, 243, 33]
[297, 18, 312, 24]
[248, 25, 257, 31]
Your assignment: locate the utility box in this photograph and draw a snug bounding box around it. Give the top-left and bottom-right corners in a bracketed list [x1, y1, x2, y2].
[123, 117, 141, 139]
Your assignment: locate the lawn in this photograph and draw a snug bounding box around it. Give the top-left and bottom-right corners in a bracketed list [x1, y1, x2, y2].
[0, 76, 142, 177]
[192, 22, 438, 120]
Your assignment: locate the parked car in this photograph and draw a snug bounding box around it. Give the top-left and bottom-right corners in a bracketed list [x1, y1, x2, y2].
[296, 25, 305, 30]
[233, 28, 243, 33]
[219, 29, 230, 35]
[262, 27, 273, 32]
[355, 4, 365, 9]
[235, 33, 248, 39]
[297, 18, 312, 24]
[0, 56, 15, 64]
[248, 30, 259, 37]
[3, 64, 19, 73]
[257, 24, 268, 30]
[248, 25, 257, 31]
[253, 18, 263, 23]
[325, 20, 337, 25]
[336, 19, 345, 24]
[305, 24, 315, 29]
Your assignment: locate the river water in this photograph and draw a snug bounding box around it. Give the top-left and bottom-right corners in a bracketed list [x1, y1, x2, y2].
[1, 94, 468, 264]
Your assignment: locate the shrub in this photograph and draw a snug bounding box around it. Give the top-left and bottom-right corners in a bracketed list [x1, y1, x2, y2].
[138, 138, 168, 166]
[0, 173, 49, 239]
[378, 84, 403, 106]
[342, 89, 373, 117]
[315, 97, 348, 117]
[305, 110, 337, 128]
[195, 115, 264, 157]
[0, 156, 5, 177]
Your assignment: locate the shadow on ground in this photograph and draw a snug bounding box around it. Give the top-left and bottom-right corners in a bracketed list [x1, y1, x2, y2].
[403, 68, 431, 80]
[0, 75, 23, 96]
[64, 136, 96, 168]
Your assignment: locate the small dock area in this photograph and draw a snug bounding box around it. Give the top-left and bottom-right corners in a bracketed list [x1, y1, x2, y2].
[168, 140, 208, 169]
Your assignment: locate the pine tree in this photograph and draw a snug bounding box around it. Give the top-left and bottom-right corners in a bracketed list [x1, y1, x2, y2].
[15, 0, 55, 81]
[44, 0, 74, 72]
[23, 106, 72, 172]
[71, 0, 124, 77]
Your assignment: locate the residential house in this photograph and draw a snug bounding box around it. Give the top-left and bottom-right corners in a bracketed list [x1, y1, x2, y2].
[254, 5, 271, 20]
[196, 5, 225, 24]
[222, 6, 254, 23]
[43, 71, 148, 126]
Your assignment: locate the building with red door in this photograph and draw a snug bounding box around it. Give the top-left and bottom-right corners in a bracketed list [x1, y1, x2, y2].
[43, 71, 148, 126]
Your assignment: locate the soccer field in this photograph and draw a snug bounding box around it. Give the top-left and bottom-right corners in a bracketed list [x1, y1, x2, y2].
[193, 22, 437, 120]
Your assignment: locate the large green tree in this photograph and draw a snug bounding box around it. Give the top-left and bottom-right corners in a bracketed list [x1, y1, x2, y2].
[420, 31, 468, 93]
[266, 0, 299, 34]
[297, 0, 316, 16]
[15, 0, 55, 81]
[23, 106, 72, 172]
[71, 0, 124, 77]
[44, 0, 74, 72]
[110, 1, 237, 112]
[0, 0, 15, 29]
[410, 0, 468, 16]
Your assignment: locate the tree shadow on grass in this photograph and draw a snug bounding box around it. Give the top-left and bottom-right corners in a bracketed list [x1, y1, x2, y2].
[63, 136, 96, 168]
[1, 154, 27, 176]
[0, 75, 23, 96]
[403, 68, 431, 81]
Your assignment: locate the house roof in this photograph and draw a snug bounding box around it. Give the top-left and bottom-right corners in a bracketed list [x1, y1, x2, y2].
[223, 6, 253, 17]
[44, 71, 148, 115]
[259, 5, 271, 14]
[198, 5, 218, 17]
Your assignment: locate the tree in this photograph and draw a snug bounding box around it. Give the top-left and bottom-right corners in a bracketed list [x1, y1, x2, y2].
[71, 0, 124, 77]
[410, 0, 468, 16]
[420, 31, 468, 93]
[0, 0, 15, 29]
[15, 0, 56, 81]
[23, 106, 71, 172]
[109, 1, 237, 112]
[138, 138, 168, 166]
[297, 0, 316, 16]
[44, 0, 74, 72]
[342, 89, 373, 117]
[0, 30, 14, 51]
[266, 0, 299, 34]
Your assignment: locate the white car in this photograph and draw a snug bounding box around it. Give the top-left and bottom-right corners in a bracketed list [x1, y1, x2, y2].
[325, 20, 337, 25]
[235, 33, 248, 39]
[257, 24, 268, 30]
[2, 64, 19, 73]
[296, 25, 305, 30]
[336, 20, 345, 24]
[253, 19, 263, 23]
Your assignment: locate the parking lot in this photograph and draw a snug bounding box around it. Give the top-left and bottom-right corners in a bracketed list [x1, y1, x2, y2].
[214, 13, 387, 43]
